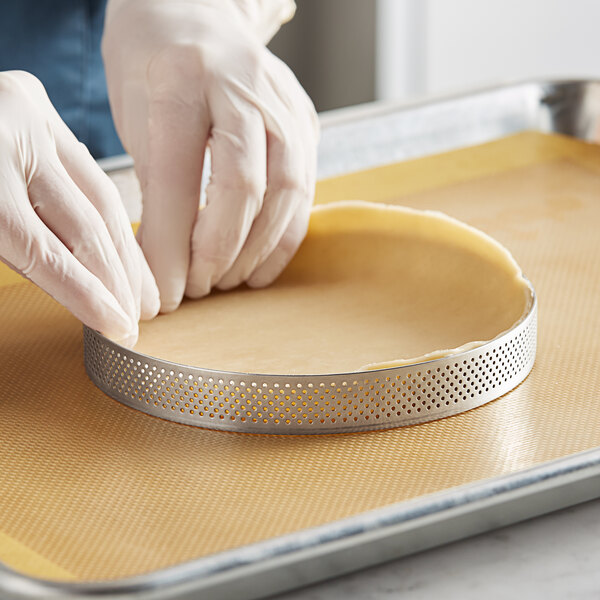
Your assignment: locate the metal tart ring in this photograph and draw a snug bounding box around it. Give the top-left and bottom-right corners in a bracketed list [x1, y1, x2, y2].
[83, 290, 536, 435]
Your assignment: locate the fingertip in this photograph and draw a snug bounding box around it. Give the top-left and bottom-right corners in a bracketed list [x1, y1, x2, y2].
[215, 263, 246, 291]
[246, 265, 281, 289]
[90, 282, 138, 342]
[183, 280, 211, 300]
[159, 299, 181, 314]
[97, 306, 138, 346]
[185, 265, 215, 299]
[137, 244, 161, 320]
[156, 280, 185, 313]
[141, 292, 161, 320]
[215, 277, 240, 292]
[157, 279, 185, 313]
[111, 329, 139, 349]
[156, 275, 187, 313]
[246, 245, 294, 288]
[139, 246, 185, 314]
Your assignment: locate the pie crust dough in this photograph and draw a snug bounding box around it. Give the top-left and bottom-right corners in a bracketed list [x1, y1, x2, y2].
[135, 201, 533, 375]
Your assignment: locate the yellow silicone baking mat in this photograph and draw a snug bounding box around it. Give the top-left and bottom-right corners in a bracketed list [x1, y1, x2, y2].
[0, 132, 598, 582]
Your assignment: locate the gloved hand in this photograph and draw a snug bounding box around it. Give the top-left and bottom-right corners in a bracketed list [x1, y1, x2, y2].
[102, 0, 319, 312]
[0, 71, 159, 345]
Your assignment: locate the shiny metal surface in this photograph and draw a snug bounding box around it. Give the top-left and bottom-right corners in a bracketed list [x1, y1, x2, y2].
[3, 79, 600, 599]
[82, 294, 537, 434]
[316, 79, 600, 179]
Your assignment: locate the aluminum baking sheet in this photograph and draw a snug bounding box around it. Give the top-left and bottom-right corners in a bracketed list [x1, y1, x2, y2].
[1, 79, 600, 600]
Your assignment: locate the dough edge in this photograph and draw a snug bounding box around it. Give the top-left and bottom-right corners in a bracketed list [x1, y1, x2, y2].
[309, 201, 534, 372]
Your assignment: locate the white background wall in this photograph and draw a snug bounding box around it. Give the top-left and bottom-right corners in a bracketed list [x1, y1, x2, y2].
[377, 0, 600, 102]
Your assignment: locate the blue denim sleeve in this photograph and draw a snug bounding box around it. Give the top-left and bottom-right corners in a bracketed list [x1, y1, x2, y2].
[0, 0, 124, 158]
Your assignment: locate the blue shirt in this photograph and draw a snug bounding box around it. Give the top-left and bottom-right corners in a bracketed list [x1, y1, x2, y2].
[0, 0, 123, 158]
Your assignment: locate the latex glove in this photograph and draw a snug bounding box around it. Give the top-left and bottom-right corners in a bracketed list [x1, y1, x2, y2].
[102, 0, 319, 312]
[0, 71, 159, 345]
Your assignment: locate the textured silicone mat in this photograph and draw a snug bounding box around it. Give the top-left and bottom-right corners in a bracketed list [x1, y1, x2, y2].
[0, 132, 598, 582]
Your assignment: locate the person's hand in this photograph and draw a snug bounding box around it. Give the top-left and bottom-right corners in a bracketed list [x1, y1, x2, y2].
[102, 0, 319, 312]
[0, 71, 159, 345]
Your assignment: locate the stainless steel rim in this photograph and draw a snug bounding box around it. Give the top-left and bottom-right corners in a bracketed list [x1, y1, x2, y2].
[83, 291, 537, 434]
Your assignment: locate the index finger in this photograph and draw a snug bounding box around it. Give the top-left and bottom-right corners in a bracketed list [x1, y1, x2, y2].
[139, 91, 210, 313]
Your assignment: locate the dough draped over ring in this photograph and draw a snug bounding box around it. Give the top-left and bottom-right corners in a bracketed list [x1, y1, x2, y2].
[134, 201, 533, 375]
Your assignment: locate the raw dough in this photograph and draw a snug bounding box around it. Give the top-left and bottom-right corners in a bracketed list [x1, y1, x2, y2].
[134, 201, 533, 375]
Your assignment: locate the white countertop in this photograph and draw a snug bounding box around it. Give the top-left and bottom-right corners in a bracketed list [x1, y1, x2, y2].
[274, 498, 600, 599]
